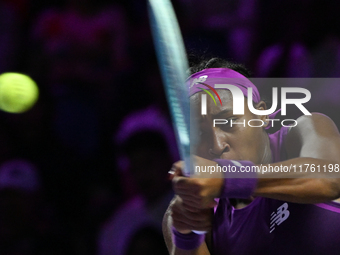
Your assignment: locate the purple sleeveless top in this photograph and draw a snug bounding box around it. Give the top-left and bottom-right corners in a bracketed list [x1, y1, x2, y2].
[212, 126, 340, 255]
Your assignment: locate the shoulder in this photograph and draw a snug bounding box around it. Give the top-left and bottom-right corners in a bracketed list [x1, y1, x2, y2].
[285, 113, 340, 159]
[295, 112, 337, 128]
[287, 113, 339, 140]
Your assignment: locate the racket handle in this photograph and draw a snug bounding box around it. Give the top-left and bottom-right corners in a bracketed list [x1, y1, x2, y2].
[192, 230, 207, 235]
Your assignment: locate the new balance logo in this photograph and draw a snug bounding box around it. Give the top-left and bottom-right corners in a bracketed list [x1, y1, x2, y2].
[270, 203, 290, 233]
[189, 75, 208, 88]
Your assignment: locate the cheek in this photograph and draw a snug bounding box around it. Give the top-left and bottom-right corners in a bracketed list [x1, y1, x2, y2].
[193, 134, 212, 158]
[230, 126, 264, 161]
[248, 129, 266, 163]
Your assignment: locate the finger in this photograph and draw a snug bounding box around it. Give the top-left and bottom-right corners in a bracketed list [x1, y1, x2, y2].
[172, 210, 212, 231]
[207, 199, 218, 208]
[182, 209, 212, 222]
[175, 192, 216, 210]
[174, 218, 212, 231]
[179, 193, 217, 209]
[177, 194, 202, 204]
[181, 203, 201, 213]
[174, 188, 201, 199]
[172, 202, 192, 215]
[173, 177, 200, 195]
[172, 203, 212, 222]
[172, 221, 193, 233]
[171, 198, 213, 231]
[172, 211, 210, 226]
[172, 221, 210, 233]
[180, 198, 203, 209]
[172, 161, 185, 176]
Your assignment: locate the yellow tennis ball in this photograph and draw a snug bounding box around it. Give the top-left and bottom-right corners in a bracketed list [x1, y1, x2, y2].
[0, 73, 39, 113]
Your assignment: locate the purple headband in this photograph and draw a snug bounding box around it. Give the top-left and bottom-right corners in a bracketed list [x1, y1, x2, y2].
[187, 68, 261, 103]
[187, 68, 280, 129]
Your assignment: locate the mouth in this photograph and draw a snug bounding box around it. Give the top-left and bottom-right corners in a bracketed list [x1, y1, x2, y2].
[220, 155, 242, 161]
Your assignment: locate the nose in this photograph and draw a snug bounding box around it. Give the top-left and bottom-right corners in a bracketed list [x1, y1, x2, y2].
[209, 129, 230, 158]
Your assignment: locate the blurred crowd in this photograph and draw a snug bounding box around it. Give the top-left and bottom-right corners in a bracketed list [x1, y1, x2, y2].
[1, 0, 340, 254]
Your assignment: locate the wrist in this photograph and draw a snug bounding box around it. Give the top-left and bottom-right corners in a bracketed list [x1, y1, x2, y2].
[171, 226, 205, 250]
[176, 229, 192, 234]
[214, 159, 258, 198]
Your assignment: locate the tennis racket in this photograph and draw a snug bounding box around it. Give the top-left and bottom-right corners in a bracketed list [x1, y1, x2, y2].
[148, 0, 206, 235]
[148, 0, 192, 176]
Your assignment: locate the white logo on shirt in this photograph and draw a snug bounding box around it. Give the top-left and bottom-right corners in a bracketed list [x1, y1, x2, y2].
[270, 203, 290, 233]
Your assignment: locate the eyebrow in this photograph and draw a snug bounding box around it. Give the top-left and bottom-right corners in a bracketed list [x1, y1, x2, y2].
[212, 109, 233, 118]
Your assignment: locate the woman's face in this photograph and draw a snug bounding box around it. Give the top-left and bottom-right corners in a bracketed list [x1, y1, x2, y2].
[190, 89, 269, 164]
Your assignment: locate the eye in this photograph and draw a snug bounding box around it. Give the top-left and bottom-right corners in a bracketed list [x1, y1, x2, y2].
[198, 130, 207, 137]
[195, 128, 211, 143]
[220, 118, 238, 131]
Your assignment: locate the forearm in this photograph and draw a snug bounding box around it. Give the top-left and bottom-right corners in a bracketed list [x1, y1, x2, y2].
[254, 157, 340, 203]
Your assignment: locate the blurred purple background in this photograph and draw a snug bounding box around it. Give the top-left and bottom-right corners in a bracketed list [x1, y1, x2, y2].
[0, 0, 340, 254]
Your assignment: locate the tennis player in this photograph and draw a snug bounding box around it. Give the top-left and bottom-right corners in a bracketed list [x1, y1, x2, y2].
[163, 58, 340, 255]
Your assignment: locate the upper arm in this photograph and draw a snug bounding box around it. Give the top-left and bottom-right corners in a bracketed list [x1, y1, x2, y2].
[255, 113, 340, 203]
[285, 113, 340, 163]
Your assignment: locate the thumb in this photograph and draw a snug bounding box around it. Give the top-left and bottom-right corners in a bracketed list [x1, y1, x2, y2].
[174, 167, 185, 177]
[168, 161, 185, 180]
